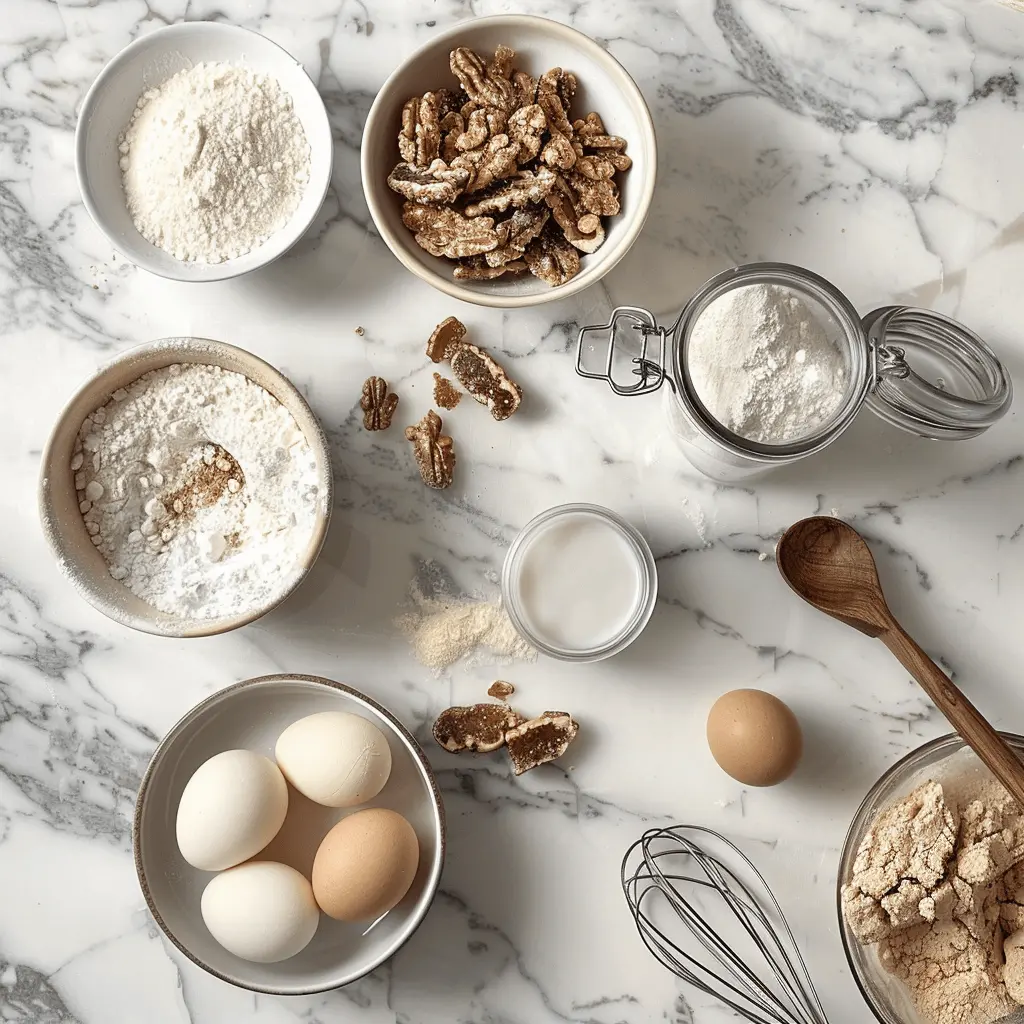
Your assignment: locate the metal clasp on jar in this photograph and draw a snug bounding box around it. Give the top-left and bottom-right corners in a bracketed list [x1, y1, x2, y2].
[576, 307, 676, 396]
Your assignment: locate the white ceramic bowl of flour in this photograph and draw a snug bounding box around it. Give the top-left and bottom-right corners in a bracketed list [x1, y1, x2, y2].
[75, 23, 333, 282]
[38, 339, 334, 638]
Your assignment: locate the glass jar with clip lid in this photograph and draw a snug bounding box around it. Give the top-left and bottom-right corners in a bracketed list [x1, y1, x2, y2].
[576, 262, 1012, 482]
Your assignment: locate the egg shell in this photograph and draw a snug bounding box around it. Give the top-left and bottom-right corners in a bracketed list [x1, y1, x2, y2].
[275, 711, 392, 808]
[200, 861, 319, 963]
[175, 749, 288, 871]
[706, 689, 802, 787]
[312, 808, 419, 922]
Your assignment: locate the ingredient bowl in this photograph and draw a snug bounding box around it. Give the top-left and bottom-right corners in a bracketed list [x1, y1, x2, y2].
[361, 14, 657, 308]
[38, 338, 333, 638]
[838, 732, 1024, 1024]
[134, 675, 446, 994]
[75, 22, 333, 282]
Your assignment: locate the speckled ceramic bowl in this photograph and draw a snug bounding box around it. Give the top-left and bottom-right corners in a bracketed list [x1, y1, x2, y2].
[838, 732, 1024, 1024]
[134, 674, 446, 994]
[38, 338, 333, 638]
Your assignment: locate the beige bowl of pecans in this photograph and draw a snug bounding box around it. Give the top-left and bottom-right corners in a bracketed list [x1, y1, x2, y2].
[361, 15, 657, 308]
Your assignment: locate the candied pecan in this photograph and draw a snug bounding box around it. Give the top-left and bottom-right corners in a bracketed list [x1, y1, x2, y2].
[568, 172, 620, 217]
[507, 103, 547, 163]
[576, 154, 617, 180]
[433, 703, 524, 753]
[426, 316, 467, 362]
[573, 111, 606, 139]
[453, 134, 521, 193]
[439, 110, 465, 162]
[405, 410, 455, 489]
[524, 223, 581, 286]
[433, 373, 462, 409]
[489, 44, 516, 80]
[450, 47, 517, 112]
[453, 256, 527, 280]
[449, 342, 523, 421]
[488, 680, 515, 701]
[399, 97, 419, 164]
[388, 160, 470, 205]
[505, 712, 579, 775]
[360, 376, 399, 431]
[405, 206, 500, 259]
[545, 187, 605, 254]
[462, 167, 557, 217]
[486, 206, 550, 266]
[512, 70, 537, 107]
[606, 151, 633, 172]
[541, 132, 576, 171]
[537, 68, 575, 138]
[574, 118, 628, 152]
[456, 107, 507, 151]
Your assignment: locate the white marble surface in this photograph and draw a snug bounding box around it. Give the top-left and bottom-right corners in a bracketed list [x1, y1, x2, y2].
[3, 0, 1024, 1021]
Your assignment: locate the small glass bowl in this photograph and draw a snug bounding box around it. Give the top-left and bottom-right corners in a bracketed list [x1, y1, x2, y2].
[838, 733, 1024, 1024]
[500, 503, 658, 663]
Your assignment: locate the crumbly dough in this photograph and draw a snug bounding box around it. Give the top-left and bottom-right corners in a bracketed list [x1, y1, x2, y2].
[843, 777, 1024, 1024]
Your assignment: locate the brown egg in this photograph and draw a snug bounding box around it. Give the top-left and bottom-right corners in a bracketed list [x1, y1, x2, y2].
[312, 808, 419, 921]
[706, 689, 802, 787]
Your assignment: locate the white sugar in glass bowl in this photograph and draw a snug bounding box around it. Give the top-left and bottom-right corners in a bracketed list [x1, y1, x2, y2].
[361, 15, 657, 308]
[38, 338, 333, 638]
[134, 675, 446, 994]
[75, 23, 333, 282]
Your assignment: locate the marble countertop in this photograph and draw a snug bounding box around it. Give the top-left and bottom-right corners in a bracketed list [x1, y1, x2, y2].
[4, 0, 1024, 1020]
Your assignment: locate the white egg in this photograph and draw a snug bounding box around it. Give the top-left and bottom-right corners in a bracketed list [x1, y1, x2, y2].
[275, 712, 392, 808]
[200, 861, 319, 963]
[175, 749, 288, 871]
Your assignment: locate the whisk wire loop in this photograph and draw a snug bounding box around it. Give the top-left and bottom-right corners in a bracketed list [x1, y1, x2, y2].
[621, 825, 829, 1024]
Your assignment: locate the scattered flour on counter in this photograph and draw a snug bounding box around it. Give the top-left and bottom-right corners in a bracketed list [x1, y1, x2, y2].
[119, 62, 311, 263]
[681, 496, 709, 546]
[73, 363, 321, 619]
[687, 283, 848, 444]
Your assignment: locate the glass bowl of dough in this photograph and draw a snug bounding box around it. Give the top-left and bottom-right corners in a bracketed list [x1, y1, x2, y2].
[838, 733, 1024, 1024]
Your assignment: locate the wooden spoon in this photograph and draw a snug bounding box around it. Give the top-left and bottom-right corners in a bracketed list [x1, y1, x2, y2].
[777, 516, 1024, 806]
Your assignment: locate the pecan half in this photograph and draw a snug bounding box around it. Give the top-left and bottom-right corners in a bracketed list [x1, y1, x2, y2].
[505, 712, 579, 775]
[523, 222, 581, 286]
[450, 47, 517, 112]
[486, 205, 550, 266]
[398, 91, 449, 167]
[426, 316, 468, 362]
[449, 342, 523, 421]
[388, 160, 470, 205]
[433, 703, 524, 753]
[453, 134, 522, 193]
[453, 256, 527, 280]
[463, 167, 557, 217]
[546, 186, 605, 254]
[507, 103, 547, 164]
[403, 205, 500, 259]
[360, 376, 399, 431]
[405, 410, 456, 489]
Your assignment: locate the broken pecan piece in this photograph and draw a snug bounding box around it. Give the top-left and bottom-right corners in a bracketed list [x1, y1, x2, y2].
[433, 372, 462, 410]
[433, 703, 524, 753]
[486, 205, 550, 266]
[426, 316, 467, 362]
[405, 410, 456, 489]
[453, 134, 522, 193]
[450, 46, 518, 113]
[546, 187, 605, 254]
[399, 91, 449, 167]
[388, 160, 470, 205]
[449, 342, 523, 421]
[505, 712, 579, 775]
[523, 223, 581, 286]
[507, 103, 547, 164]
[488, 680, 515, 701]
[360, 376, 399, 431]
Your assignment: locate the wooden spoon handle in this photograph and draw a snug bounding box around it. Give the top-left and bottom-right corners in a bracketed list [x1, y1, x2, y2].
[881, 622, 1024, 807]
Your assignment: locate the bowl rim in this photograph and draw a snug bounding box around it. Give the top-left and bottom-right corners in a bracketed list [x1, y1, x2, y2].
[360, 13, 658, 309]
[74, 21, 334, 283]
[132, 673, 448, 995]
[37, 337, 334, 638]
[835, 730, 1024, 1024]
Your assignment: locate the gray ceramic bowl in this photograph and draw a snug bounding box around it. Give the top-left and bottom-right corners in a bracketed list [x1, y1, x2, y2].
[75, 22, 333, 282]
[134, 674, 446, 994]
[38, 338, 333, 637]
[361, 14, 657, 308]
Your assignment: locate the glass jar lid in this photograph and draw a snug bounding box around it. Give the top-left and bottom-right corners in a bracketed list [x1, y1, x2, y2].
[862, 306, 1012, 440]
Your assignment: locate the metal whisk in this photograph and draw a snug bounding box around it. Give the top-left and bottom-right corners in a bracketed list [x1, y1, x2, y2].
[621, 825, 829, 1024]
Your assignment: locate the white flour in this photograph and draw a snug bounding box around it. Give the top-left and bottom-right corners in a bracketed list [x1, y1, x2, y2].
[119, 62, 310, 263]
[73, 363, 321, 619]
[687, 283, 847, 443]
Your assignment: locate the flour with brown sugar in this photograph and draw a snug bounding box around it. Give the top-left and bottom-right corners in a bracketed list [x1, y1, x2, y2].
[843, 776, 1024, 1024]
